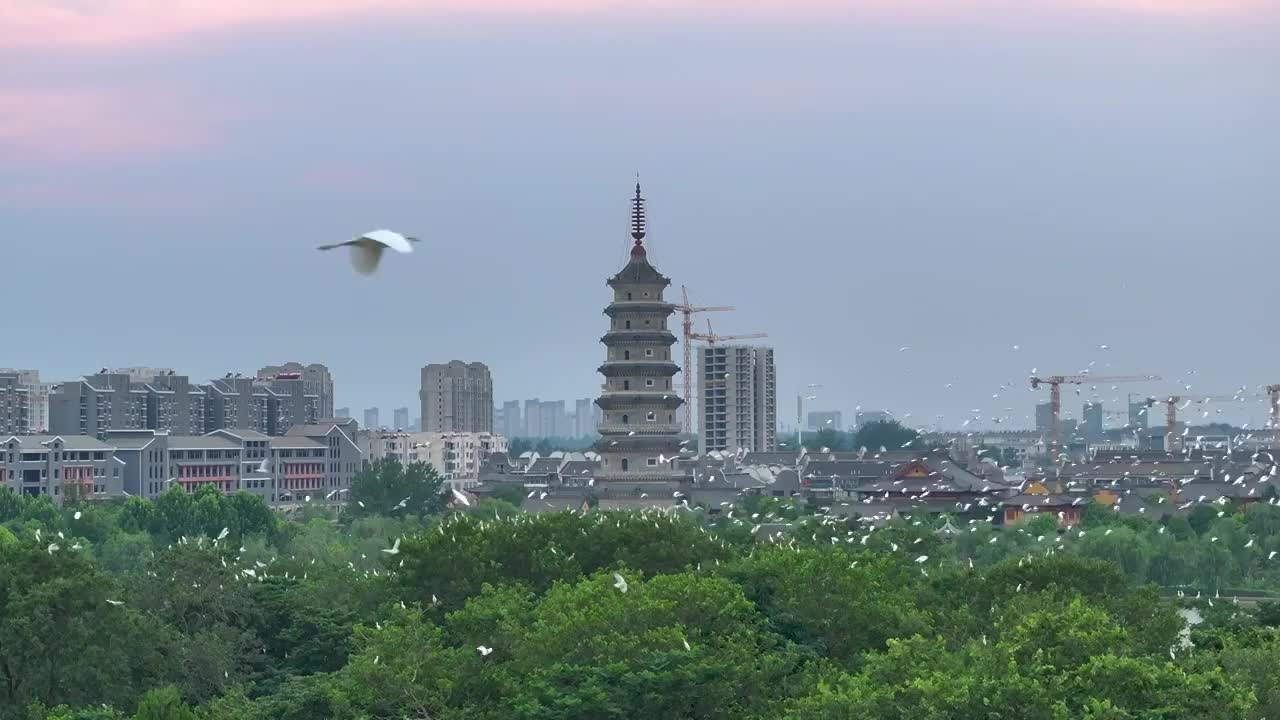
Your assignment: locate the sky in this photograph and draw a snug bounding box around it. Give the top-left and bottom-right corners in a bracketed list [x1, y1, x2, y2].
[2, 0, 1278, 432]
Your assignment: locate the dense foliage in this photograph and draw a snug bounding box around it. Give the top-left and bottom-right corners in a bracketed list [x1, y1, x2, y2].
[6, 460, 1280, 719]
[778, 420, 922, 454]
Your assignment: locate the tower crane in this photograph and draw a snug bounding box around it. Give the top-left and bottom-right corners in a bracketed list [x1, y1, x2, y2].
[1029, 374, 1161, 451]
[690, 319, 768, 434]
[669, 285, 734, 433]
[1146, 393, 1249, 452]
[689, 318, 767, 346]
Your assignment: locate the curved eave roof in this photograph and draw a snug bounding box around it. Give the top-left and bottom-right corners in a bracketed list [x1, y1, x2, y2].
[594, 436, 686, 452]
[607, 258, 671, 287]
[600, 330, 677, 345]
[597, 362, 681, 377]
[603, 302, 675, 317]
[596, 394, 684, 410]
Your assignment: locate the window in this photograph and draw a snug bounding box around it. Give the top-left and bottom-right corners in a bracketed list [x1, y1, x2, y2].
[647, 458, 658, 467]
[622, 414, 629, 424]
[645, 379, 654, 388]
[624, 351, 630, 360]
[625, 320, 631, 329]
[623, 380, 630, 390]
[646, 412, 656, 422]
[645, 349, 654, 357]
[621, 459, 629, 471]
[627, 292, 632, 300]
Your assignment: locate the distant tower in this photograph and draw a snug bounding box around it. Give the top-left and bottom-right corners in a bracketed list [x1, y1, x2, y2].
[594, 183, 684, 491]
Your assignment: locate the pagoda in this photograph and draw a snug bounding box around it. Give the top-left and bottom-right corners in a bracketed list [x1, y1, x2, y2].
[593, 183, 685, 493]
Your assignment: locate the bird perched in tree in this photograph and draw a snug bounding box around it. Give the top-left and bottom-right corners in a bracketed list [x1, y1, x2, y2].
[318, 229, 418, 274]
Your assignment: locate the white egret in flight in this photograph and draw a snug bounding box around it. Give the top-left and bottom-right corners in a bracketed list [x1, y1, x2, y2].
[318, 229, 418, 274]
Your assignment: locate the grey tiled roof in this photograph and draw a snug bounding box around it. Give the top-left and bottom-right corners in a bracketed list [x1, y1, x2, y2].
[216, 428, 271, 440]
[168, 436, 240, 450]
[608, 255, 670, 285]
[3, 435, 113, 450]
[271, 436, 326, 449]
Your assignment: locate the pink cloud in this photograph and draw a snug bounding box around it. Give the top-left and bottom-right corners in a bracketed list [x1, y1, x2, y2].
[0, 89, 208, 160]
[0, 0, 1271, 49]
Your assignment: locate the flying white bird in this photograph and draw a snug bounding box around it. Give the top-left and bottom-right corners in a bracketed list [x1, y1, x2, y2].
[451, 488, 471, 507]
[477, 646, 494, 656]
[73, 511, 82, 520]
[105, 599, 124, 606]
[613, 573, 629, 593]
[257, 458, 270, 474]
[318, 229, 419, 275]
[382, 538, 401, 555]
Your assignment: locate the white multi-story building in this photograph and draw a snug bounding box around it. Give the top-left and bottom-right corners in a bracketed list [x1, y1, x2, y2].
[699, 345, 777, 454]
[365, 430, 508, 488]
[0, 369, 53, 434]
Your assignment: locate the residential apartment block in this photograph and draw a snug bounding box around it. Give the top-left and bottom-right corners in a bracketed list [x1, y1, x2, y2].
[1, 435, 123, 502]
[364, 430, 508, 488]
[257, 362, 335, 420]
[48, 370, 320, 440]
[699, 345, 777, 454]
[420, 361, 493, 433]
[0, 373, 31, 435]
[107, 419, 361, 504]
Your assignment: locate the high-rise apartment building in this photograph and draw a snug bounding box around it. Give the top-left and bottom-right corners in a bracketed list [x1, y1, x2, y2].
[420, 362, 494, 433]
[523, 398, 543, 438]
[594, 184, 684, 487]
[258, 362, 335, 420]
[574, 398, 597, 437]
[500, 400, 522, 438]
[1129, 399, 1150, 431]
[1035, 403, 1055, 434]
[336, 407, 351, 419]
[699, 345, 776, 454]
[539, 400, 568, 438]
[0, 373, 31, 435]
[394, 407, 410, 430]
[0, 369, 51, 433]
[1083, 402, 1104, 442]
[363, 407, 380, 430]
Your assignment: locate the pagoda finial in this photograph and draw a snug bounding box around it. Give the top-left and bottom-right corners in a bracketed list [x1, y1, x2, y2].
[630, 178, 646, 242]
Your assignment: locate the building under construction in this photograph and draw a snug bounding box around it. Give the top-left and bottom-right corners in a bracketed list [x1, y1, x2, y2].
[699, 345, 776, 454]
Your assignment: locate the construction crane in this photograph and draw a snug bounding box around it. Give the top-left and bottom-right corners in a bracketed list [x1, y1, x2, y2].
[669, 285, 734, 433]
[1029, 374, 1161, 451]
[689, 318, 767, 346]
[690, 319, 768, 430]
[1146, 393, 1248, 452]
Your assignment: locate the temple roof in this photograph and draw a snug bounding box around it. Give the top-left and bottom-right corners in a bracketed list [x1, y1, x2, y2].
[608, 243, 671, 287]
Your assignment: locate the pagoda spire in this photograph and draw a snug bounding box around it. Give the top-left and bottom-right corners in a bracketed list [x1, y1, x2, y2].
[630, 180, 646, 242]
